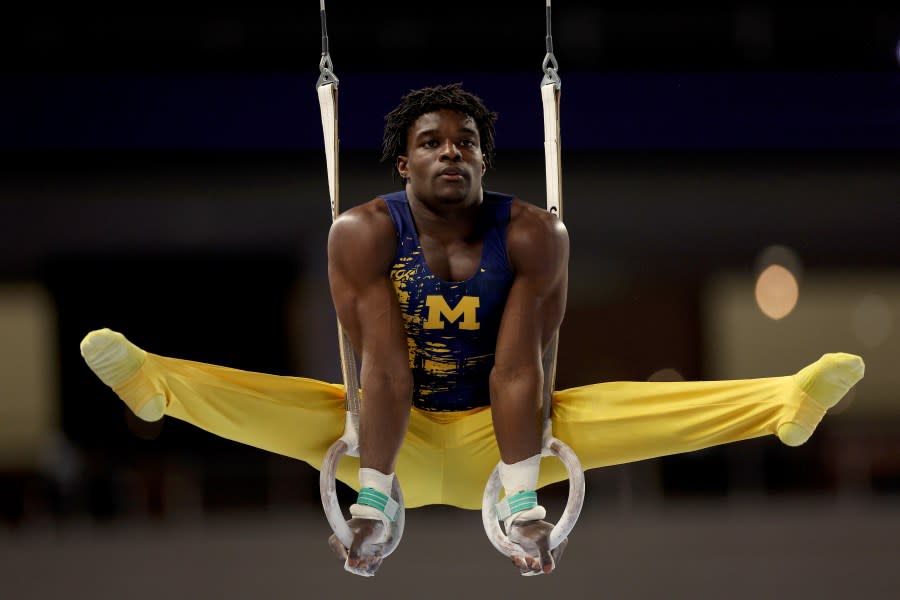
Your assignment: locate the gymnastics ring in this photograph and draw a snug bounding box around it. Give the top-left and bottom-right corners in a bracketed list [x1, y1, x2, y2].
[481, 434, 584, 559]
[320, 412, 406, 558]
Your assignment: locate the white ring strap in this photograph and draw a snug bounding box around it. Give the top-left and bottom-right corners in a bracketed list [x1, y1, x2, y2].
[315, 19, 404, 561]
[480, 56, 587, 566]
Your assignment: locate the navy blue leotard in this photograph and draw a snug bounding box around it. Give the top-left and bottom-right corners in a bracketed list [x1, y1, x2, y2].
[382, 190, 515, 411]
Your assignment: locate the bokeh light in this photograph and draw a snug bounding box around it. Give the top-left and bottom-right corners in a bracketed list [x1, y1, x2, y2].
[851, 293, 893, 348]
[754, 264, 799, 320]
[647, 368, 685, 382]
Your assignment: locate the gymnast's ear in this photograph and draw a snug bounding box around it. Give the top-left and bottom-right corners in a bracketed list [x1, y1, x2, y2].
[397, 156, 409, 180]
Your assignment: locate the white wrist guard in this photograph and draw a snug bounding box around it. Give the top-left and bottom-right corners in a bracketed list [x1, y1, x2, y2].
[499, 454, 541, 494]
[497, 455, 546, 531]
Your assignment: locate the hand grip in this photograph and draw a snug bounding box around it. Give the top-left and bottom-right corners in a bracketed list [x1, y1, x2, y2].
[481, 437, 584, 556]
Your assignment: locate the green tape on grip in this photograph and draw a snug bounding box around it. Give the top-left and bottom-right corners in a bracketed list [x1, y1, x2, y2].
[494, 490, 538, 521]
[357, 487, 401, 522]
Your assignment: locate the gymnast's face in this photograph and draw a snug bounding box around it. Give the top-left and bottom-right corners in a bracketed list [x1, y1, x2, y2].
[397, 109, 486, 207]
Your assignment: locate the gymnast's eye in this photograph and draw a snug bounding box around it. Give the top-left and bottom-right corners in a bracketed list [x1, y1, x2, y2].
[422, 139, 439, 148]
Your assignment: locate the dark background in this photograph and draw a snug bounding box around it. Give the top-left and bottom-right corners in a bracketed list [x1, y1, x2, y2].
[3, 2, 898, 72]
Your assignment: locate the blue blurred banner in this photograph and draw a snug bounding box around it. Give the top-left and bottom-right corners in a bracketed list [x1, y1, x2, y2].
[4, 71, 899, 150]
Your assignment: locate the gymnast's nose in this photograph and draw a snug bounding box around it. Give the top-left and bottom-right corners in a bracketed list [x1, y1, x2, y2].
[439, 139, 462, 160]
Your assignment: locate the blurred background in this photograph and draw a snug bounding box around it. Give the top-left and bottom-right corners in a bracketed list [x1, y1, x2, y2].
[1, 1, 898, 598]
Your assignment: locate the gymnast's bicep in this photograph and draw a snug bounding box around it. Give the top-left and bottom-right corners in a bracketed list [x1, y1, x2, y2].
[326, 201, 409, 373]
[496, 204, 569, 368]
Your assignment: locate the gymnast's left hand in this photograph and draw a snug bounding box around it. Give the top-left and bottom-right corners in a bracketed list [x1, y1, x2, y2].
[328, 517, 390, 577]
[507, 519, 567, 575]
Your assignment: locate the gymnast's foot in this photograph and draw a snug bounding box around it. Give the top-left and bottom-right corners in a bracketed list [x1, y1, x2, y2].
[777, 352, 865, 446]
[80, 328, 166, 422]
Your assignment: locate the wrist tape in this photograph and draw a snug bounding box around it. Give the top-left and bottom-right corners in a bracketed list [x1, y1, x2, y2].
[354, 488, 401, 522]
[495, 455, 546, 530]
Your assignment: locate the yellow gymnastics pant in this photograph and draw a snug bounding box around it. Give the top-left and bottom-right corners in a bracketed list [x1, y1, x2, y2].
[86, 333, 863, 510]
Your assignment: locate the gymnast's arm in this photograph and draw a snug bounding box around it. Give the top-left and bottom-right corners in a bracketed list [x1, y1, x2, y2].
[326, 198, 413, 573]
[489, 199, 569, 575]
[327, 198, 413, 475]
[490, 199, 569, 463]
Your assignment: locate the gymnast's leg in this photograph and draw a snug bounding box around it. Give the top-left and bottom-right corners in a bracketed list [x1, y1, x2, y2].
[81, 327, 463, 510]
[80, 328, 349, 473]
[82, 328, 864, 507]
[537, 352, 865, 487]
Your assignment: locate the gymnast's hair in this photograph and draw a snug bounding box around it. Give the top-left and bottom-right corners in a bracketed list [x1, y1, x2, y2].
[382, 83, 498, 172]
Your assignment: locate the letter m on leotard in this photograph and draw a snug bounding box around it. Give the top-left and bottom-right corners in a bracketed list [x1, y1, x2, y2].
[424, 295, 480, 330]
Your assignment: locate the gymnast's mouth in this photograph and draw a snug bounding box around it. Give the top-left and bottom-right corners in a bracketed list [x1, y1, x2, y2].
[438, 168, 466, 180]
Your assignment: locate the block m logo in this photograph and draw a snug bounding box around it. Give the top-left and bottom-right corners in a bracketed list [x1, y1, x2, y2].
[424, 295, 480, 330]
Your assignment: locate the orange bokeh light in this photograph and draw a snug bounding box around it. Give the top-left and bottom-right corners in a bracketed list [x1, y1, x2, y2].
[754, 264, 799, 320]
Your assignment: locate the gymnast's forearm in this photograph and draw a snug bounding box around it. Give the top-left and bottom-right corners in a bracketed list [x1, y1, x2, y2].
[489, 364, 544, 464]
[358, 362, 413, 474]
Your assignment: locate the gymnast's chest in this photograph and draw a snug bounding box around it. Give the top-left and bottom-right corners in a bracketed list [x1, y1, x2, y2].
[389, 250, 511, 335]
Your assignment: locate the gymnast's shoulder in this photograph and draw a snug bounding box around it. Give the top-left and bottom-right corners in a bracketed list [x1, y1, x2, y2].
[327, 197, 396, 267]
[507, 197, 569, 264]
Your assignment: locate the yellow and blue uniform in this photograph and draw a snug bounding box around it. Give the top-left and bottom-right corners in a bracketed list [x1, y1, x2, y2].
[384, 190, 514, 411]
[79, 193, 865, 509]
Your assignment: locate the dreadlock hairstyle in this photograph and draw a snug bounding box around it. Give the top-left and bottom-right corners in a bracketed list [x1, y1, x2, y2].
[381, 83, 499, 176]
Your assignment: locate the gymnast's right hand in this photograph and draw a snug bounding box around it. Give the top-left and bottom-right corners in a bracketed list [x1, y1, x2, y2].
[328, 517, 391, 577]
